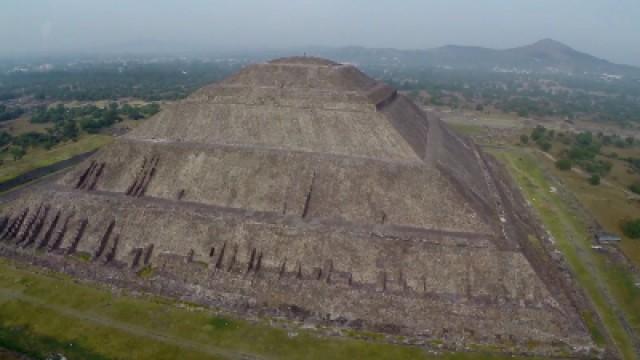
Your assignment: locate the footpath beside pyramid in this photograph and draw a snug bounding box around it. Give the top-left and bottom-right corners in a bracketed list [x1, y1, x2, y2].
[0, 57, 593, 355]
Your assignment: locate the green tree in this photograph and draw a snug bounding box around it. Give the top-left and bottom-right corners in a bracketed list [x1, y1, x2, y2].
[629, 182, 640, 195]
[589, 174, 601, 186]
[9, 146, 26, 161]
[555, 158, 572, 171]
[0, 131, 12, 147]
[538, 141, 552, 152]
[520, 134, 529, 145]
[62, 120, 79, 140]
[575, 132, 594, 147]
[621, 218, 640, 239]
[531, 126, 546, 141]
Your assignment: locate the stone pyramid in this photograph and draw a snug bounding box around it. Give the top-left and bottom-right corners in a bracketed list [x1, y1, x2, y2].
[0, 57, 591, 353]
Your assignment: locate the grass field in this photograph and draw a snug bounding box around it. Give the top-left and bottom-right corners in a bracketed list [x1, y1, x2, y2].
[445, 123, 489, 137]
[0, 135, 113, 184]
[491, 147, 640, 360]
[526, 134, 640, 268]
[538, 152, 640, 266]
[460, 118, 640, 269]
[0, 259, 550, 360]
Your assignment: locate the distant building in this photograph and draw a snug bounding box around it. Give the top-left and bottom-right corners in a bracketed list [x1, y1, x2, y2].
[595, 232, 622, 243]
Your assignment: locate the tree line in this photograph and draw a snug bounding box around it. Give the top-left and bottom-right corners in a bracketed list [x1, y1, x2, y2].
[0, 61, 239, 102]
[0, 105, 25, 122]
[378, 66, 640, 126]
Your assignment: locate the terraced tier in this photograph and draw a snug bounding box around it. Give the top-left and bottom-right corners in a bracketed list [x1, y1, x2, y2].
[0, 57, 593, 355]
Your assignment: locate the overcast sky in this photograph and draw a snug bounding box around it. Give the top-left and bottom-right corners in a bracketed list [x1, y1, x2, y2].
[2, 0, 639, 65]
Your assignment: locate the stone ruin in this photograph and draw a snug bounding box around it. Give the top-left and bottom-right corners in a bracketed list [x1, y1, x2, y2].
[0, 57, 594, 355]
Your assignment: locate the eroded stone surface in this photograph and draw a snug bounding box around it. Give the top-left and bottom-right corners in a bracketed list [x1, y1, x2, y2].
[0, 57, 594, 355]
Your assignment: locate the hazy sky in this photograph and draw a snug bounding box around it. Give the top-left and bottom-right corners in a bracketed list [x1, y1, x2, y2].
[2, 0, 639, 65]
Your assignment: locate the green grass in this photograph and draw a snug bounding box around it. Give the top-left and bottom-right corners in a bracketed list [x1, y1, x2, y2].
[73, 252, 92, 262]
[209, 316, 235, 331]
[491, 147, 640, 360]
[137, 266, 154, 279]
[0, 323, 110, 360]
[0, 259, 548, 360]
[0, 134, 113, 184]
[542, 153, 640, 267]
[1, 116, 52, 136]
[446, 123, 487, 136]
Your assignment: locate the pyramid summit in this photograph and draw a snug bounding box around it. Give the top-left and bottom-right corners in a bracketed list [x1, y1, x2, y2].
[0, 57, 592, 354]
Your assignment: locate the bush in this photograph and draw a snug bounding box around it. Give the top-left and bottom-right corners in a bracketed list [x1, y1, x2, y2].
[630, 182, 640, 195]
[520, 134, 529, 145]
[0, 131, 12, 147]
[538, 141, 552, 152]
[9, 146, 26, 161]
[531, 126, 546, 141]
[555, 158, 572, 171]
[588, 174, 601, 185]
[581, 159, 612, 176]
[621, 218, 640, 239]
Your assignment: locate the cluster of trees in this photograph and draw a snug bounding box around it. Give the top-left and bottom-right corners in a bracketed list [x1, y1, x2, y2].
[0, 61, 239, 102]
[0, 119, 80, 161]
[599, 133, 637, 148]
[523, 127, 615, 183]
[377, 66, 640, 125]
[31, 102, 159, 134]
[541, 128, 640, 189]
[0, 104, 25, 122]
[528, 125, 553, 152]
[565, 132, 613, 177]
[0, 102, 159, 161]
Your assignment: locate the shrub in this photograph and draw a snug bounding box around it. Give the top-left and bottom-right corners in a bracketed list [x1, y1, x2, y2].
[582, 159, 612, 176]
[531, 126, 546, 141]
[9, 146, 26, 161]
[588, 175, 601, 185]
[630, 182, 640, 195]
[520, 134, 529, 145]
[0, 131, 12, 147]
[538, 141, 552, 152]
[621, 218, 640, 239]
[555, 158, 572, 171]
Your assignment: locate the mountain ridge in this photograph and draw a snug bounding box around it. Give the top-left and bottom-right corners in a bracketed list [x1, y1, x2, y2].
[310, 39, 640, 77]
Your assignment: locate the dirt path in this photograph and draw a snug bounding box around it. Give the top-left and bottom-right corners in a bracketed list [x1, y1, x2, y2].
[0, 288, 266, 360]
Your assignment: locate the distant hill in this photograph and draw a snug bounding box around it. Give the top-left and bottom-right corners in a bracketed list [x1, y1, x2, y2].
[310, 39, 640, 77]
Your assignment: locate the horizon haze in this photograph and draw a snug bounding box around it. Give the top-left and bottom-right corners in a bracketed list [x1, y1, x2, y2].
[1, 0, 639, 66]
